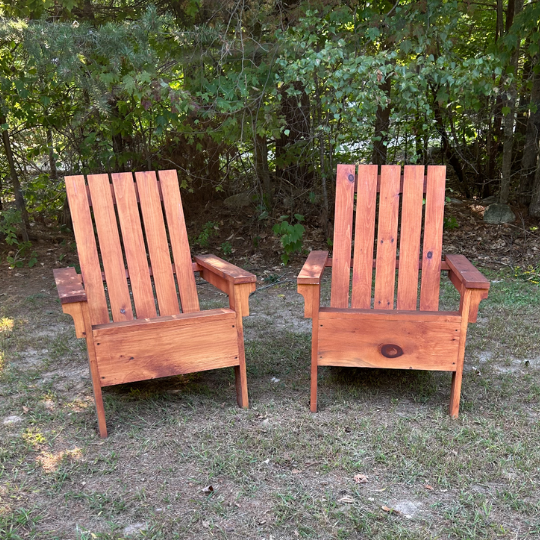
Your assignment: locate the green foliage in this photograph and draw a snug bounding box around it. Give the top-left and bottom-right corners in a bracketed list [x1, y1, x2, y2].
[443, 216, 459, 230]
[220, 241, 232, 255]
[0, 209, 37, 268]
[273, 214, 305, 265]
[195, 221, 218, 248]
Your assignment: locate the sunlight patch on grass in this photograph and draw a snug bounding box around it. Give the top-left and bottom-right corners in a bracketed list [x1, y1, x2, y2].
[37, 447, 82, 473]
[0, 317, 14, 333]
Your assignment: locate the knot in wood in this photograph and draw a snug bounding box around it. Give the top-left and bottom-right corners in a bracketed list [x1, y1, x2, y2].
[348, 174, 355, 183]
[381, 344, 404, 358]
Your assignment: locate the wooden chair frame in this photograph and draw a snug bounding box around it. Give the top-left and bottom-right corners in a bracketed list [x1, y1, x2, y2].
[54, 171, 256, 438]
[298, 164, 490, 416]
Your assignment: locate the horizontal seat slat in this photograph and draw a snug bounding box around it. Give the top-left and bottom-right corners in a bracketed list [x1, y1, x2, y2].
[319, 307, 461, 323]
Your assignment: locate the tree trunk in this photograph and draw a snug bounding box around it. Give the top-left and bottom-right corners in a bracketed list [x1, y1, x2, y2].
[500, 0, 523, 204]
[47, 129, 58, 180]
[275, 82, 312, 188]
[371, 75, 392, 166]
[520, 55, 540, 204]
[1, 110, 29, 241]
[255, 133, 271, 205]
[529, 147, 540, 217]
[432, 91, 470, 197]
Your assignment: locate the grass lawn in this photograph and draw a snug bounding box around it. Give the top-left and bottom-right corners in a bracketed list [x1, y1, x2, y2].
[0, 263, 539, 539]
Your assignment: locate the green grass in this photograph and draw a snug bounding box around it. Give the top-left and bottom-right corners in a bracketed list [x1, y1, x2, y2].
[0, 266, 539, 538]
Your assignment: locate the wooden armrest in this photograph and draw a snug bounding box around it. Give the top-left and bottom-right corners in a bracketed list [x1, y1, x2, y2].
[194, 254, 256, 284]
[297, 251, 329, 285]
[53, 268, 87, 304]
[445, 254, 490, 290]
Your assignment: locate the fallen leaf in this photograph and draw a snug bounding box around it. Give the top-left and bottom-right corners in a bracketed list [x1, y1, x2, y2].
[354, 474, 368, 484]
[339, 495, 355, 504]
[292, 469, 301, 475]
[22, 406, 29, 414]
[382, 505, 402, 515]
[424, 484, 434, 490]
[202, 485, 214, 494]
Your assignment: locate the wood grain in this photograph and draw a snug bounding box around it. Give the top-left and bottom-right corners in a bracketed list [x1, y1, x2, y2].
[61, 301, 86, 338]
[449, 289, 472, 417]
[420, 166, 446, 311]
[81, 301, 107, 438]
[54, 267, 86, 304]
[330, 164, 356, 308]
[159, 170, 200, 313]
[309, 284, 321, 412]
[64, 175, 109, 324]
[445, 254, 490, 289]
[318, 314, 460, 371]
[351, 164, 378, 308]
[195, 254, 257, 284]
[112, 172, 157, 319]
[232, 284, 251, 407]
[297, 251, 329, 284]
[87, 174, 134, 322]
[135, 171, 180, 316]
[94, 311, 239, 386]
[319, 307, 460, 323]
[397, 165, 425, 310]
[374, 165, 401, 309]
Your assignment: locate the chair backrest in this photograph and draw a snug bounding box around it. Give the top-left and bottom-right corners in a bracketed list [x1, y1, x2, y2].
[65, 170, 200, 325]
[331, 164, 446, 311]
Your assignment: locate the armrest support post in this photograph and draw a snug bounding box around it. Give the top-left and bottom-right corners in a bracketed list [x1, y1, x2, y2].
[297, 251, 328, 318]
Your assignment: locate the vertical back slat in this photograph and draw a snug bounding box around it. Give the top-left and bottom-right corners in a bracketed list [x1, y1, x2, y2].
[330, 164, 356, 308]
[65, 175, 110, 325]
[351, 165, 378, 308]
[87, 174, 134, 322]
[374, 165, 401, 310]
[396, 165, 425, 310]
[135, 171, 180, 316]
[159, 170, 200, 313]
[112, 172, 157, 319]
[420, 166, 446, 311]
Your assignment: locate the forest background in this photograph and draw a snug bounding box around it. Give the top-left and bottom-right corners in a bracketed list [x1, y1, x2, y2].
[1, 0, 540, 262]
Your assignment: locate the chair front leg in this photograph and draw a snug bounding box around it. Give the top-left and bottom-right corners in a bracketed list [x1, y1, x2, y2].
[298, 284, 321, 412]
[63, 301, 108, 438]
[231, 283, 255, 409]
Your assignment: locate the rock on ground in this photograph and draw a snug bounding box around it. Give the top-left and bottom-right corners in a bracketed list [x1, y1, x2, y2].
[483, 203, 516, 224]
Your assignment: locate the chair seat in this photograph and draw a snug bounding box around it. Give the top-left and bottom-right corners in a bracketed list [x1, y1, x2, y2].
[92, 308, 239, 386]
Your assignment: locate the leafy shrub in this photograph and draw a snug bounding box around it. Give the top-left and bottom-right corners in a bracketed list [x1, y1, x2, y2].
[221, 241, 232, 255]
[0, 209, 37, 268]
[195, 221, 218, 247]
[273, 214, 305, 265]
[443, 216, 459, 230]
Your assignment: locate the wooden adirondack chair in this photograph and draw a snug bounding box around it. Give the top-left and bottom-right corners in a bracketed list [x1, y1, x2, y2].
[298, 164, 490, 416]
[53, 170, 256, 438]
